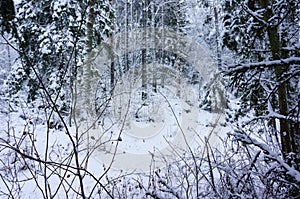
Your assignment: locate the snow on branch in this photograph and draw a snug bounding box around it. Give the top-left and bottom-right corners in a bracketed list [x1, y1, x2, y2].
[229, 131, 300, 182]
[154, 171, 183, 199]
[241, 3, 268, 26]
[241, 103, 300, 124]
[224, 57, 300, 75]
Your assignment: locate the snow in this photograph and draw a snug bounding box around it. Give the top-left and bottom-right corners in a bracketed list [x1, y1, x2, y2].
[1, 0, 299, 197]
[232, 131, 300, 182]
[80, 69, 227, 171]
[226, 57, 300, 75]
[0, 42, 228, 197]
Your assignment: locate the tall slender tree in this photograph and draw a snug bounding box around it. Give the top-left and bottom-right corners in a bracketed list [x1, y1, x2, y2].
[223, 0, 300, 196]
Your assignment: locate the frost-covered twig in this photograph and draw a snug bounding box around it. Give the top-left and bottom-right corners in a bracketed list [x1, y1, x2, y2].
[241, 3, 268, 26]
[230, 131, 300, 182]
[0, 140, 114, 198]
[154, 171, 183, 199]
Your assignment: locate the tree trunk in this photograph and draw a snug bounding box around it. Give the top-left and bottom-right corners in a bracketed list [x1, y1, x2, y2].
[176, 1, 181, 97]
[214, 6, 221, 69]
[259, 0, 292, 161]
[160, 0, 165, 88]
[141, 0, 148, 100]
[151, 1, 157, 92]
[84, 0, 96, 116]
[87, 1, 95, 53]
[125, 1, 129, 72]
[110, 0, 115, 88]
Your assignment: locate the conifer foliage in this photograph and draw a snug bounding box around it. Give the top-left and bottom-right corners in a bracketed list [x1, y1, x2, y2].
[1, 0, 113, 106]
[223, 0, 300, 197]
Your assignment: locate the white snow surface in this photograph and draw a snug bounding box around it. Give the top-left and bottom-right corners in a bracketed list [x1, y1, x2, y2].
[79, 76, 227, 172]
[0, 81, 227, 198]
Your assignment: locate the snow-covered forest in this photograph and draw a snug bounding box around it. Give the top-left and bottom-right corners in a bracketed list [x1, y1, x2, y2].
[0, 0, 299, 198]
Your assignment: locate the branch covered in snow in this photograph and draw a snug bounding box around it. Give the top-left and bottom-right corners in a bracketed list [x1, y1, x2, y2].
[224, 57, 300, 75]
[241, 3, 268, 26]
[229, 131, 300, 183]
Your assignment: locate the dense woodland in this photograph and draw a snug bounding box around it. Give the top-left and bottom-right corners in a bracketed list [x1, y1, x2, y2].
[0, 0, 299, 198]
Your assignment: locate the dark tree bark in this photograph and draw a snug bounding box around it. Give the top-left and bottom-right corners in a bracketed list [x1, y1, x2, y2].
[110, 0, 115, 88]
[0, 0, 15, 20]
[0, 0, 15, 32]
[141, 0, 148, 100]
[259, 0, 293, 160]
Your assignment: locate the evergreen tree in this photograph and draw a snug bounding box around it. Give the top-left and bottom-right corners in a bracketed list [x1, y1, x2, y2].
[223, 0, 300, 197]
[0, 0, 113, 112]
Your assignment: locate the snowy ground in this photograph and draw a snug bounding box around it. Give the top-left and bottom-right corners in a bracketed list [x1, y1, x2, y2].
[79, 65, 227, 172]
[0, 77, 227, 198]
[0, 36, 228, 197]
[0, 72, 228, 199]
